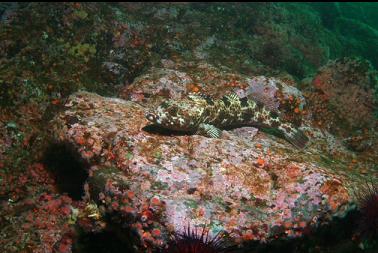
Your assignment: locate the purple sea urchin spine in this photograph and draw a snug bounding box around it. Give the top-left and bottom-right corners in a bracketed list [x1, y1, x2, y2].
[164, 225, 239, 253]
[354, 181, 378, 240]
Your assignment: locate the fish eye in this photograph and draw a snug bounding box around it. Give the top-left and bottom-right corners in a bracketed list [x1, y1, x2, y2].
[146, 113, 156, 122]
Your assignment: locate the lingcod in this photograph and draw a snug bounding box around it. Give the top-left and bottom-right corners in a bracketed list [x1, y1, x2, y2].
[145, 93, 309, 148]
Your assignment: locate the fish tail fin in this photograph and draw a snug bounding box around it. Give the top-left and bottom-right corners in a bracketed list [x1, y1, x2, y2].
[279, 124, 309, 149]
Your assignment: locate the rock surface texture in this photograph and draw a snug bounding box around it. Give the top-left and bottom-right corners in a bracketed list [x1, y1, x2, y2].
[49, 64, 375, 251]
[1, 3, 378, 253]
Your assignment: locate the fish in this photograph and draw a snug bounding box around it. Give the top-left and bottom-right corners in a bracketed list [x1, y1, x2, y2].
[145, 93, 309, 148]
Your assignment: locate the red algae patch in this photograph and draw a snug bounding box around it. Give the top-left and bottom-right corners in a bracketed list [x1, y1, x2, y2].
[320, 180, 350, 212]
[218, 163, 272, 201]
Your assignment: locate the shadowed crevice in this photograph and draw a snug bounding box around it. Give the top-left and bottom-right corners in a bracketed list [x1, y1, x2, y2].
[42, 141, 89, 200]
[73, 230, 135, 253]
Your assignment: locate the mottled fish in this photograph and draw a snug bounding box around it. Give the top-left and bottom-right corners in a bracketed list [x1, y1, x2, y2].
[146, 93, 309, 148]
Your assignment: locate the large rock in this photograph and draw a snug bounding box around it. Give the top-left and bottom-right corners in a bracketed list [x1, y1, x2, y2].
[50, 89, 370, 251]
[120, 61, 307, 126]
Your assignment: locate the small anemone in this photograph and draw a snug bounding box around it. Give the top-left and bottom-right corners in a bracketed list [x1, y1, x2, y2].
[354, 180, 378, 240]
[164, 225, 239, 253]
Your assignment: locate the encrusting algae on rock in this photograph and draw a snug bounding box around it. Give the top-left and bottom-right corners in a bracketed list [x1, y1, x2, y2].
[146, 92, 309, 148]
[46, 89, 374, 252]
[1, 3, 378, 253]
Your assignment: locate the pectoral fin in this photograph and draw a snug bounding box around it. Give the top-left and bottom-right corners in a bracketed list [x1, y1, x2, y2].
[195, 123, 222, 138]
[223, 92, 239, 101]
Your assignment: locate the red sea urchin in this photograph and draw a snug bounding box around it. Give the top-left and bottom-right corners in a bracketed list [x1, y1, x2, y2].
[164, 225, 239, 253]
[355, 181, 378, 240]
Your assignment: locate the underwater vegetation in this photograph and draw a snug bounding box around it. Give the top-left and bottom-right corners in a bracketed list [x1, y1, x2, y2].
[0, 2, 377, 253]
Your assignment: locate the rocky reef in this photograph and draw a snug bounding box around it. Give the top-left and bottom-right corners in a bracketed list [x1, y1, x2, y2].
[0, 3, 377, 253]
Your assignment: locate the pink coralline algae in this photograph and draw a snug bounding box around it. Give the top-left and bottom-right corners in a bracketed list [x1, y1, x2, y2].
[47, 88, 374, 252]
[122, 67, 193, 103]
[237, 76, 306, 114]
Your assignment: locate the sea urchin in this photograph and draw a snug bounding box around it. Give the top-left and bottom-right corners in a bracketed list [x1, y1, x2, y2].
[164, 225, 239, 253]
[355, 181, 378, 240]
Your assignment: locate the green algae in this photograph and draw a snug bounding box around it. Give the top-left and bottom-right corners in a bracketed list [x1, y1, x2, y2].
[151, 181, 169, 191]
[67, 43, 97, 63]
[184, 199, 199, 209]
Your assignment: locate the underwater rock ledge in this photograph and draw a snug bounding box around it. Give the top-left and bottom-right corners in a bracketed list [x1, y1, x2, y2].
[49, 90, 362, 251]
